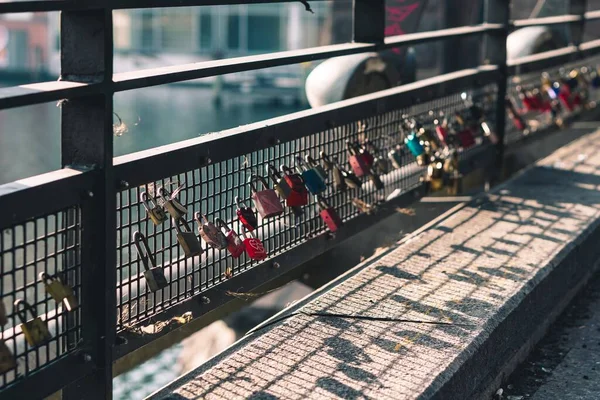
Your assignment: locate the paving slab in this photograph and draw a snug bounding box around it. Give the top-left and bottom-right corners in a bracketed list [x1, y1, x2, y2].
[150, 130, 600, 400]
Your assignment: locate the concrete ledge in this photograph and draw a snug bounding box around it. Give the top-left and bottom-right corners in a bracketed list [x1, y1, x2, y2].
[150, 129, 600, 400]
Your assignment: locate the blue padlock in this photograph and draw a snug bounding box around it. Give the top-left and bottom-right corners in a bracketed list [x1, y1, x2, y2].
[404, 131, 427, 166]
[296, 156, 327, 194]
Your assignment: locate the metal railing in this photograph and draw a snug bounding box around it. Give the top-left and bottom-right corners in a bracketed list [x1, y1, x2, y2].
[0, 1, 599, 399]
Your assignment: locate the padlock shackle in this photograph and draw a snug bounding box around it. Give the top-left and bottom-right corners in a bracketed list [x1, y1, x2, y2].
[39, 271, 58, 286]
[248, 174, 269, 193]
[133, 231, 157, 271]
[346, 140, 359, 155]
[265, 164, 282, 183]
[158, 186, 172, 200]
[240, 226, 255, 239]
[320, 151, 334, 169]
[295, 156, 309, 172]
[214, 218, 232, 233]
[193, 211, 209, 226]
[235, 196, 250, 210]
[315, 195, 331, 210]
[305, 154, 318, 168]
[14, 299, 38, 323]
[280, 165, 296, 176]
[140, 191, 158, 209]
[173, 217, 193, 235]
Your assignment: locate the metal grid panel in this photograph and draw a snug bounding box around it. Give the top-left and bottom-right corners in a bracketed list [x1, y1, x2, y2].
[115, 84, 498, 329]
[505, 55, 600, 145]
[0, 207, 82, 387]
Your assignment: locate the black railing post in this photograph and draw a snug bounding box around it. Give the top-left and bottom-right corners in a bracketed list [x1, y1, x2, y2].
[353, 0, 385, 43]
[570, 0, 587, 52]
[59, 9, 115, 400]
[484, 0, 510, 183]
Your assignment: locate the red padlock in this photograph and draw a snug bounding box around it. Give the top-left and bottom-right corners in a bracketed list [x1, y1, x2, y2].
[235, 196, 258, 231]
[506, 99, 526, 131]
[242, 228, 267, 261]
[558, 90, 574, 111]
[456, 128, 476, 149]
[317, 196, 343, 232]
[280, 165, 309, 207]
[347, 141, 370, 177]
[215, 219, 245, 259]
[360, 141, 375, 167]
[435, 121, 448, 146]
[249, 175, 284, 219]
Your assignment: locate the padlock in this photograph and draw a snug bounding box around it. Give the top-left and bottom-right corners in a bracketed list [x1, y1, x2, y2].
[589, 68, 600, 88]
[347, 141, 370, 177]
[295, 156, 326, 195]
[368, 172, 385, 190]
[280, 166, 309, 207]
[266, 164, 292, 200]
[140, 191, 168, 225]
[0, 301, 7, 326]
[241, 228, 268, 261]
[479, 121, 499, 145]
[39, 272, 78, 312]
[335, 155, 362, 189]
[404, 131, 427, 166]
[133, 231, 169, 292]
[564, 68, 579, 90]
[447, 170, 463, 195]
[0, 339, 16, 373]
[305, 154, 328, 182]
[364, 140, 391, 175]
[388, 145, 404, 169]
[317, 196, 343, 232]
[434, 119, 449, 146]
[215, 219, 246, 259]
[506, 99, 526, 131]
[173, 217, 203, 257]
[235, 196, 258, 231]
[249, 175, 284, 218]
[415, 125, 441, 153]
[322, 151, 345, 192]
[195, 212, 228, 250]
[158, 187, 187, 220]
[358, 142, 375, 168]
[517, 86, 540, 112]
[425, 159, 444, 192]
[452, 113, 476, 149]
[15, 299, 51, 346]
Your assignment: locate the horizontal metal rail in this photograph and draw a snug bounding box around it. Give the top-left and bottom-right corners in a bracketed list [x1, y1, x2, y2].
[510, 15, 583, 28]
[0, 0, 328, 13]
[585, 10, 600, 20]
[114, 66, 499, 184]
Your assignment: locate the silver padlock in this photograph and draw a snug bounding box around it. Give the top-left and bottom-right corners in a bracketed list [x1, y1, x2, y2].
[133, 232, 169, 292]
[195, 212, 228, 250]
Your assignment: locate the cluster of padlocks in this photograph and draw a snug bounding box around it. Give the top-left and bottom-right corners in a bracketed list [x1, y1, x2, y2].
[135, 102, 498, 294]
[0, 273, 78, 373]
[506, 65, 600, 131]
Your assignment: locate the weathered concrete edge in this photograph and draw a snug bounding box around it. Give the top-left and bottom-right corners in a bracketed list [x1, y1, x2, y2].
[426, 200, 600, 400]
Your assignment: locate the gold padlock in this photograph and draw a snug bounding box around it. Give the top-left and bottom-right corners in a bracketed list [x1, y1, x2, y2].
[158, 187, 187, 220]
[0, 339, 16, 373]
[140, 191, 168, 225]
[173, 217, 203, 257]
[0, 300, 7, 326]
[15, 299, 52, 346]
[39, 272, 78, 312]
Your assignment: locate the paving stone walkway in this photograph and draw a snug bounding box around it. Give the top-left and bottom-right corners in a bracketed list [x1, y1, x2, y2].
[152, 130, 600, 400]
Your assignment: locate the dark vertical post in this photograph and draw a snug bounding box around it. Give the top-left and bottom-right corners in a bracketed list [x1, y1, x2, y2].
[60, 9, 115, 400]
[484, 0, 510, 183]
[353, 0, 385, 43]
[569, 0, 587, 49]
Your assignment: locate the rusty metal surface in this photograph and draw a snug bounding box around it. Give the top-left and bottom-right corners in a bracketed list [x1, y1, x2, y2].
[152, 129, 600, 399]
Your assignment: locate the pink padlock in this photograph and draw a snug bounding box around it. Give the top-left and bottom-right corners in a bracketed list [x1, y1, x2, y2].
[249, 175, 284, 219]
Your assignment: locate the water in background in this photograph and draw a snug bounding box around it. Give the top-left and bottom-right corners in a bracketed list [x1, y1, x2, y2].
[0, 84, 304, 185]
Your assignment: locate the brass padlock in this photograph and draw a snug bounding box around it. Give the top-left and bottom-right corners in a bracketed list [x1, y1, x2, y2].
[133, 232, 169, 292]
[140, 191, 168, 225]
[0, 339, 16, 373]
[425, 159, 444, 192]
[194, 212, 228, 250]
[158, 187, 187, 220]
[15, 299, 51, 346]
[0, 300, 7, 326]
[39, 272, 78, 312]
[173, 217, 203, 257]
